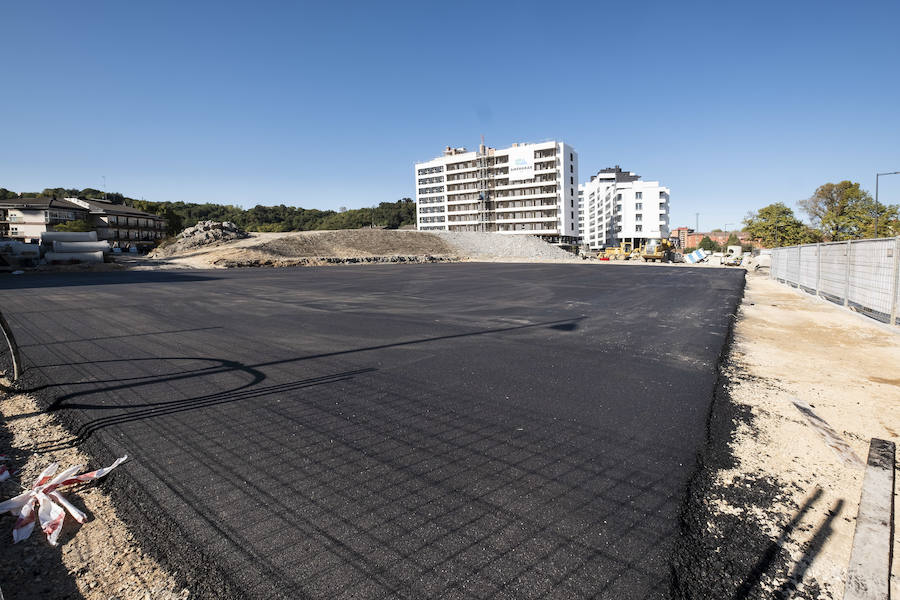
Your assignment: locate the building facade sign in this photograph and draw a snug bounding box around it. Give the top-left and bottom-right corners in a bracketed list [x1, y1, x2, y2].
[506, 146, 534, 180]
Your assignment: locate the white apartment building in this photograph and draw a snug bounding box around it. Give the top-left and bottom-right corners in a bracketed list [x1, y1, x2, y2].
[578, 166, 670, 250]
[414, 141, 579, 243]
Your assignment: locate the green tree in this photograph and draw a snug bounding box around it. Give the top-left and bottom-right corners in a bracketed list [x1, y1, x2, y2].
[725, 233, 741, 247]
[743, 202, 822, 247]
[799, 181, 898, 240]
[52, 220, 94, 232]
[698, 236, 721, 252]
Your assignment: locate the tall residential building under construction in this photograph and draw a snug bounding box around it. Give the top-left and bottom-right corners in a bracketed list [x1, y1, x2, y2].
[414, 141, 579, 244]
[578, 167, 670, 250]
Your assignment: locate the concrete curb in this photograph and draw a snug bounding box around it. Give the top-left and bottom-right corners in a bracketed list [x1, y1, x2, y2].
[843, 438, 896, 600]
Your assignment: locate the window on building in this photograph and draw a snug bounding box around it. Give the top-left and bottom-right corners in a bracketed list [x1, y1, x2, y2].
[635, 192, 642, 200]
[570, 198, 574, 207]
[571, 211, 574, 219]
[636, 214, 642, 221]
[570, 176, 573, 185]
[570, 165, 573, 173]
[636, 225, 643, 232]
[570, 188, 573, 196]
[635, 203, 642, 210]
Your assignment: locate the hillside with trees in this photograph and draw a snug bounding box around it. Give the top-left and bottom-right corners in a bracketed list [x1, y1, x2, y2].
[0, 187, 417, 236]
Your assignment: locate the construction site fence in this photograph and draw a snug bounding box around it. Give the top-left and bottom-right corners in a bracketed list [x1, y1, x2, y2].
[770, 237, 900, 327]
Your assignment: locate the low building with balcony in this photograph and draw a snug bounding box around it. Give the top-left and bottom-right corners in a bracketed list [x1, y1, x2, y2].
[0, 197, 90, 242]
[0, 196, 166, 249]
[66, 198, 167, 249]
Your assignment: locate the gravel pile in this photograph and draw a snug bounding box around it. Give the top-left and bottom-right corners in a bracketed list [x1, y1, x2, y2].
[433, 231, 579, 261]
[255, 229, 456, 258]
[153, 221, 249, 256]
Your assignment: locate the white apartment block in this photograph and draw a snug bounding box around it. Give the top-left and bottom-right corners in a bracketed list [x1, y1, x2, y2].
[578, 166, 670, 250]
[414, 141, 579, 243]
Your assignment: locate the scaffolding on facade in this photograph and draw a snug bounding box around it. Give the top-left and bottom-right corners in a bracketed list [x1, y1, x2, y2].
[476, 138, 494, 233]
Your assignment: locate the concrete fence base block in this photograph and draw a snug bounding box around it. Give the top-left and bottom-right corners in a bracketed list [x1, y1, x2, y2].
[843, 438, 896, 600]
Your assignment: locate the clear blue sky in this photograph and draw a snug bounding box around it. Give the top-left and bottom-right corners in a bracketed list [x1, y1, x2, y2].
[2, 0, 898, 231]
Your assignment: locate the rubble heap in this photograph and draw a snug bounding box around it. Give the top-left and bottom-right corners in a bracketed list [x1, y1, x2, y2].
[153, 221, 249, 256]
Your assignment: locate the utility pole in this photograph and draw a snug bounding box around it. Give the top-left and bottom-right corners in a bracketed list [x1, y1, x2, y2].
[102, 175, 107, 202]
[695, 212, 699, 232]
[875, 171, 900, 238]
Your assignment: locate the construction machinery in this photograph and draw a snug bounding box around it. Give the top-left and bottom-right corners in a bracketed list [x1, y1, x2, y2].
[640, 239, 675, 262]
[600, 241, 643, 261]
[723, 245, 744, 266]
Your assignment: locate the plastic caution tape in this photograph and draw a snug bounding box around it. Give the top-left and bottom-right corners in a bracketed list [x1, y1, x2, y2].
[0, 456, 127, 545]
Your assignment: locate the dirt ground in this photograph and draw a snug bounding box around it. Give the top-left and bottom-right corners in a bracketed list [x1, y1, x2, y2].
[0, 381, 188, 600]
[714, 273, 899, 598]
[142, 229, 581, 269]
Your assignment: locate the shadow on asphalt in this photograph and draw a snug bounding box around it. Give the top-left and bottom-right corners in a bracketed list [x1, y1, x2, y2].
[16, 326, 224, 349]
[36, 368, 378, 452]
[13, 321, 681, 597]
[18, 316, 584, 412]
[0, 271, 221, 289]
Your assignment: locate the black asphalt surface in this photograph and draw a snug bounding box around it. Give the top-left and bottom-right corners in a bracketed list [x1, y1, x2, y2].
[0, 263, 745, 599]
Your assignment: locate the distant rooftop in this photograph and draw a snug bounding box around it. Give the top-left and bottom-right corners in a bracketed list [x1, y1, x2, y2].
[590, 166, 640, 183]
[0, 196, 87, 211]
[65, 198, 163, 218]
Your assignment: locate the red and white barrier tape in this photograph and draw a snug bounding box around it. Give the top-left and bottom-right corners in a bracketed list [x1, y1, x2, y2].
[0, 456, 127, 545]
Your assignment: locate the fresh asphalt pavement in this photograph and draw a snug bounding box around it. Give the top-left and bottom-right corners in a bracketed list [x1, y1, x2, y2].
[0, 263, 745, 599]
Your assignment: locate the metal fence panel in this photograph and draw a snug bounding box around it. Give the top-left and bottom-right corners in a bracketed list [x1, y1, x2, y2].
[783, 246, 801, 284]
[818, 242, 848, 302]
[770, 237, 900, 327]
[798, 244, 818, 291]
[847, 239, 895, 321]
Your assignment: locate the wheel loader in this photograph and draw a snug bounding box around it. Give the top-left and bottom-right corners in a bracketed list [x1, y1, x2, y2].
[640, 239, 675, 262]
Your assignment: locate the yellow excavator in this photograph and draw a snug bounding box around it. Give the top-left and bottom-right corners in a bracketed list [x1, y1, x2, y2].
[640, 239, 675, 262]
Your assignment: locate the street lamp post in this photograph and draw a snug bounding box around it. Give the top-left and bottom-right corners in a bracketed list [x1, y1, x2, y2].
[875, 171, 900, 238]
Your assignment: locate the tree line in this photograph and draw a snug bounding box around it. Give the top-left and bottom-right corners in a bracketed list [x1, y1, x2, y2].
[743, 180, 899, 247]
[0, 187, 417, 236]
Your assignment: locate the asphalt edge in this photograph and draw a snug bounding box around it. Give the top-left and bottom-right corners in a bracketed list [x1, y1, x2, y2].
[667, 268, 747, 597]
[0, 343, 246, 599]
[669, 271, 833, 599]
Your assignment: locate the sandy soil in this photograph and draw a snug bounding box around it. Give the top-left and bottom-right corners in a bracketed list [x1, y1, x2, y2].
[718, 273, 899, 597]
[0, 381, 188, 600]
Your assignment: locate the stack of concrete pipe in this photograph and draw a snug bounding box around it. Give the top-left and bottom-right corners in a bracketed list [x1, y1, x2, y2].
[41, 231, 109, 264]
